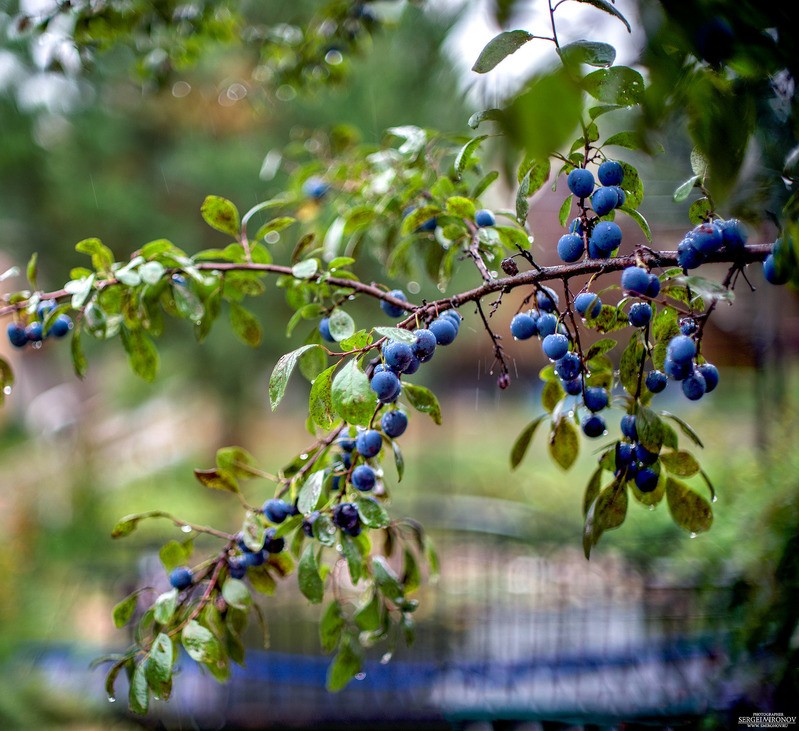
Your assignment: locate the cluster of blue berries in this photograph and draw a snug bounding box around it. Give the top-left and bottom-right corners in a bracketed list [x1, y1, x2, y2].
[614, 415, 661, 493]
[558, 161, 626, 263]
[676, 218, 747, 270]
[620, 265, 662, 328]
[6, 300, 72, 348]
[657, 333, 719, 401]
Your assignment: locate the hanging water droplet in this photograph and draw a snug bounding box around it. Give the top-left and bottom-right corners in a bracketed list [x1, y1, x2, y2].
[2, 386, 11, 395]
[648, 505, 655, 511]
[380, 652, 393, 665]
[407, 281, 420, 294]
[181, 525, 192, 533]
[300, 453, 308, 460]
[711, 495, 718, 503]
[354, 672, 366, 681]
[107, 696, 116, 703]
[32, 341, 43, 350]
[335, 544, 343, 552]
[689, 532, 698, 539]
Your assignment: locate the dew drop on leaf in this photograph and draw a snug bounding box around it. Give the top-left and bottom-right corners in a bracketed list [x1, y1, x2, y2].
[355, 672, 366, 681]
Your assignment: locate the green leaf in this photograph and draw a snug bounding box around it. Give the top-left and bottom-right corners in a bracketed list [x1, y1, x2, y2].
[676, 275, 734, 303]
[112, 592, 139, 628]
[454, 137, 488, 178]
[392, 439, 405, 482]
[542, 378, 565, 413]
[298, 545, 325, 604]
[182, 620, 223, 664]
[674, 175, 700, 203]
[373, 327, 415, 343]
[699, 469, 716, 503]
[111, 515, 142, 539]
[129, 661, 149, 715]
[688, 197, 713, 225]
[229, 302, 262, 347]
[159, 540, 188, 572]
[468, 108, 504, 129]
[193, 468, 239, 493]
[619, 161, 644, 210]
[339, 329, 373, 351]
[331, 359, 378, 427]
[603, 131, 643, 150]
[582, 66, 644, 105]
[71, 327, 88, 378]
[403, 548, 421, 594]
[446, 196, 477, 219]
[559, 40, 616, 67]
[660, 450, 700, 477]
[549, 417, 579, 471]
[319, 601, 345, 653]
[326, 634, 363, 692]
[618, 206, 652, 242]
[68, 273, 96, 309]
[666, 477, 713, 534]
[583, 477, 627, 558]
[139, 260, 166, 285]
[472, 30, 534, 73]
[619, 333, 645, 396]
[298, 470, 325, 514]
[473, 170, 500, 198]
[402, 382, 442, 425]
[240, 511, 266, 551]
[144, 632, 172, 700]
[558, 195, 573, 227]
[248, 565, 277, 595]
[270, 344, 319, 410]
[327, 308, 355, 342]
[355, 496, 390, 529]
[216, 446, 258, 480]
[583, 467, 604, 517]
[76, 238, 114, 274]
[660, 411, 704, 449]
[222, 578, 252, 610]
[256, 216, 296, 237]
[26, 252, 38, 289]
[572, 0, 631, 32]
[153, 589, 178, 626]
[510, 415, 545, 470]
[201, 195, 240, 237]
[354, 594, 381, 632]
[340, 534, 364, 584]
[585, 338, 616, 360]
[309, 364, 338, 429]
[372, 556, 404, 603]
[121, 328, 159, 382]
[635, 406, 665, 453]
[400, 206, 440, 236]
[291, 258, 319, 279]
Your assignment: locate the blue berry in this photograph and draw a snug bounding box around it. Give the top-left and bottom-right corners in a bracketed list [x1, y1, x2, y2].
[717, 219, 748, 251]
[591, 186, 619, 217]
[337, 436, 356, 452]
[635, 443, 659, 465]
[356, 429, 383, 458]
[646, 274, 661, 299]
[536, 313, 558, 337]
[574, 293, 602, 319]
[679, 318, 698, 336]
[681, 370, 707, 401]
[333, 502, 361, 536]
[303, 176, 330, 199]
[429, 318, 457, 345]
[615, 442, 635, 471]
[598, 160, 624, 187]
[47, 314, 71, 338]
[351, 464, 376, 492]
[319, 317, 335, 342]
[243, 549, 266, 567]
[610, 186, 626, 207]
[621, 266, 650, 296]
[763, 254, 789, 285]
[371, 370, 402, 402]
[440, 310, 462, 329]
[412, 329, 437, 359]
[590, 221, 622, 255]
[635, 468, 659, 493]
[510, 312, 538, 340]
[557, 233, 584, 263]
[628, 302, 652, 328]
[380, 290, 408, 318]
[475, 209, 496, 227]
[583, 387, 609, 412]
[569, 218, 585, 236]
[381, 409, 408, 438]
[264, 528, 285, 554]
[382, 340, 414, 372]
[36, 299, 56, 319]
[567, 168, 595, 198]
[26, 322, 44, 342]
[402, 355, 420, 376]
[691, 222, 723, 255]
[664, 356, 692, 381]
[7, 322, 27, 348]
[536, 287, 559, 313]
[645, 370, 668, 393]
[666, 335, 696, 365]
[169, 566, 193, 590]
[620, 414, 637, 441]
[542, 333, 569, 360]
[563, 377, 582, 395]
[554, 352, 582, 380]
[697, 363, 719, 393]
[263, 498, 292, 524]
[582, 413, 606, 438]
[677, 237, 704, 270]
[302, 512, 320, 538]
[228, 557, 247, 579]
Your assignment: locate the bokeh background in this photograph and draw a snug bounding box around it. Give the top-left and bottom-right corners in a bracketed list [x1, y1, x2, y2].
[1, 1, 798, 728]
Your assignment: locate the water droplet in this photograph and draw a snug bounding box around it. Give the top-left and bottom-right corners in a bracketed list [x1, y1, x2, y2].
[276, 84, 296, 102]
[490, 271, 498, 278]
[181, 525, 192, 533]
[711, 495, 718, 503]
[172, 81, 191, 98]
[2, 386, 11, 395]
[325, 49, 343, 65]
[265, 231, 280, 245]
[689, 532, 698, 539]
[407, 281, 420, 294]
[648, 505, 655, 511]
[107, 696, 116, 703]
[32, 341, 43, 350]
[354, 672, 366, 681]
[380, 652, 393, 664]
[300, 453, 308, 460]
[437, 283, 446, 292]
[335, 544, 343, 552]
